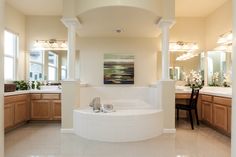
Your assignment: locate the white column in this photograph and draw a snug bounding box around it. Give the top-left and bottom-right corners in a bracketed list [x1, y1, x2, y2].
[61, 17, 80, 80]
[231, 1, 236, 156]
[0, 0, 4, 156]
[159, 20, 172, 80]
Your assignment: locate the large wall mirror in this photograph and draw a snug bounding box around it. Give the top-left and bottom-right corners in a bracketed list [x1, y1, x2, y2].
[29, 50, 67, 81]
[169, 52, 203, 81]
[207, 51, 232, 85]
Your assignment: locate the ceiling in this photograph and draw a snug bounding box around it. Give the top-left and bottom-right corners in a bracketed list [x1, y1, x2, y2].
[6, 0, 229, 17]
[175, 0, 229, 17]
[6, 0, 63, 16]
[77, 6, 161, 37]
[6, 0, 229, 37]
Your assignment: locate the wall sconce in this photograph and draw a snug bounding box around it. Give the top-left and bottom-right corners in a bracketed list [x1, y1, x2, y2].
[34, 39, 68, 50]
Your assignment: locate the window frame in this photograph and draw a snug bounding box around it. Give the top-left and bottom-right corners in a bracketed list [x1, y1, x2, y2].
[48, 51, 58, 81]
[4, 30, 19, 81]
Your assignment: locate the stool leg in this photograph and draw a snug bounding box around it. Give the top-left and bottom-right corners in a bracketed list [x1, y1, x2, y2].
[189, 110, 194, 130]
[195, 108, 200, 125]
[177, 109, 179, 120]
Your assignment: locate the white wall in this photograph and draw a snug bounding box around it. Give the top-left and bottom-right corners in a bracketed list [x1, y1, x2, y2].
[26, 16, 67, 80]
[157, 17, 206, 79]
[26, 16, 67, 50]
[5, 4, 26, 80]
[205, 0, 232, 51]
[78, 37, 159, 86]
[170, 17, 206, 53]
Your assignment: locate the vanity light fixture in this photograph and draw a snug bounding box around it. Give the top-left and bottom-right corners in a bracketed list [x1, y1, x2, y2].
[169, 41, 199, 52]
[217, 31, 232, 45]
[176, 52, 199, 61]
[34, 39, 68, 50]
[216, 31, 232, 52]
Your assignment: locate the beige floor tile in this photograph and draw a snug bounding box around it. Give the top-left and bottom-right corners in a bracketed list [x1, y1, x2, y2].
[5, 120, 231, 157]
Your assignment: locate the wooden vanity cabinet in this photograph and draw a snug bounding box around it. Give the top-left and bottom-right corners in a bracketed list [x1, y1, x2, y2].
[212, 96, 231, 134]
[4, 94, 30, 131]
[202, 101, 213, 124]
[228, 107, 232, 134]
[201, 94, 232, 135]
[4, 104, 15, 129]
[30, 93, 61, 120]
[31, 100, 51, 120]
[52, 100, 62, 120]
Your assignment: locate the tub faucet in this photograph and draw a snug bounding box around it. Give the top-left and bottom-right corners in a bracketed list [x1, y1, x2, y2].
[89, 97, 101, 112]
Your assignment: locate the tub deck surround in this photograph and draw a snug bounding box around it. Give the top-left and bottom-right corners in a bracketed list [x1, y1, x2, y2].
[74, 100, 163, 142]
[61, 80, 80, 130]
[157, 80, 176, 132]
[71, 82, 176, 142]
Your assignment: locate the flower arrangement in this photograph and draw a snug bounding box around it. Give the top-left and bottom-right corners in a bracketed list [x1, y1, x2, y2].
[183, 70, 203, 89]
[223, 73, 231, 87]
[209, 72, 220, 86]
[13, 80, 29, 90]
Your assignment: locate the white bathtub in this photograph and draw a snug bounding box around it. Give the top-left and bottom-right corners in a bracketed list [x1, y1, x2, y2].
[73, 100, 163, 142]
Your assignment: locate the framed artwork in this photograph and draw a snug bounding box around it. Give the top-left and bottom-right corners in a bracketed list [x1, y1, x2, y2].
[104, 54, 134, 84]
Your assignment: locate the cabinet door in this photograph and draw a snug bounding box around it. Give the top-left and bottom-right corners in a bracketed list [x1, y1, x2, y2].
[52, 100, 61, 120]
[228, 107, 231, 134]
[213, 104, 228, 132]
[31, 100, 51, 120]
[14, 101, 27, 124]
[202, 101, 213, 124]
[4, 104, 14, 129]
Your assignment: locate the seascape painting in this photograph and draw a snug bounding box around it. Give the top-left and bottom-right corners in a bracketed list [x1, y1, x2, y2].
[104, 54, 134, 84]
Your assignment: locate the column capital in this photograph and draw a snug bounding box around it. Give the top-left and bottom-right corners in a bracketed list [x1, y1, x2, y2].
[157, 19, 175, 29]
[61, 17, 81, 29]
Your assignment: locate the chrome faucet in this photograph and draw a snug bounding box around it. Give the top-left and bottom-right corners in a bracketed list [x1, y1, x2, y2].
[89, 97, 101, 112]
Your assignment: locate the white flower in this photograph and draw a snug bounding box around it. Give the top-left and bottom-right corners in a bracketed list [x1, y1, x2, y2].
[184, 70, 203, 88]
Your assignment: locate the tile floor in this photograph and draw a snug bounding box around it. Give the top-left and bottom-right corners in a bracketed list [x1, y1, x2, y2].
[5, 120, 231, 157]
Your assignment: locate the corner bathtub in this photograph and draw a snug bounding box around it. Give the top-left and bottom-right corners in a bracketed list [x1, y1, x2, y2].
[73, 104, 163, 142]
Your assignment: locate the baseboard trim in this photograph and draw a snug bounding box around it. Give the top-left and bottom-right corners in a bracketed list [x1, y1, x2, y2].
[61, 128, 74, 134]
[163, 129, 176, 133]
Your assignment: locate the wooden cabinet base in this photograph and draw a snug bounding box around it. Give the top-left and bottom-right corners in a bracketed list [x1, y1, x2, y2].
[4, 93, 61, 133]
[30, 94, 61, 121]
[5, 121, 29, 133]
[201, 120, 231, 137]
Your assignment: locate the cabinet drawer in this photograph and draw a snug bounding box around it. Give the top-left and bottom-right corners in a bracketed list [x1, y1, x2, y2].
[201, 95, 213, 102]
[31, 94, 41, 100]
[5, 94, 27, 104]
[176, 93, 191, 99]
[213, 96, 231, 106]
[42, 94, 60, 100]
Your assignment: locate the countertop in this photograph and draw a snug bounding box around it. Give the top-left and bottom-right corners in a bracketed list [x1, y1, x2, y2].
[176, 86, 232, 98]
[4, 86, 232, 98]
[4, 89, 61, 96]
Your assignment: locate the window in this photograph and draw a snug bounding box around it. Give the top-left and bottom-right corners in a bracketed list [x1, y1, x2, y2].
[48, 51, 58, 81]
[29, 50, 43, 81]
[4, 30, 18, 80]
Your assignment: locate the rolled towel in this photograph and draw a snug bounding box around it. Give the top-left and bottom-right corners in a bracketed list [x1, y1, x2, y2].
[101, 104, 115, 113]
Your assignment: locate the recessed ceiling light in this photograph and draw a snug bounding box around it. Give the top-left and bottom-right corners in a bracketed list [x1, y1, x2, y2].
[114, 28, 124, 33]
